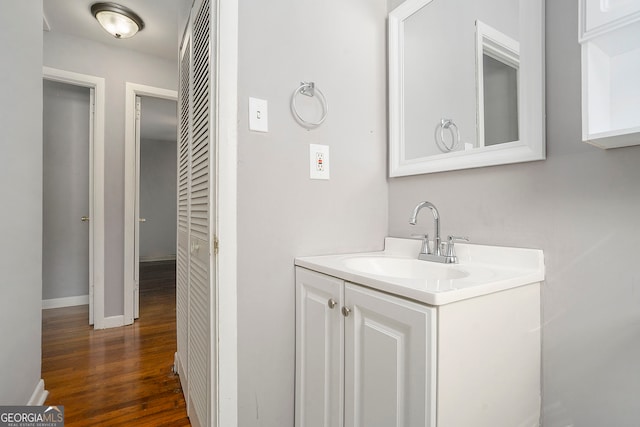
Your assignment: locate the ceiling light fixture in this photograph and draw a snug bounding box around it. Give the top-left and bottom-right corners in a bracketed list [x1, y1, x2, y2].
[91, 2, 145, 39]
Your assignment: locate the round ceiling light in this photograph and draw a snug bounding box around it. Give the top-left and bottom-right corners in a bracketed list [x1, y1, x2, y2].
[91, 2, 145, 39]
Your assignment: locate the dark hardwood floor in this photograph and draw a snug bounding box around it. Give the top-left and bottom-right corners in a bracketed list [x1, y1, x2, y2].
[42, 260, 190, 426]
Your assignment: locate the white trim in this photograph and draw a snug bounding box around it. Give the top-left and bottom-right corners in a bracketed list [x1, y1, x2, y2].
[173, 352, 179, 374]
[102, 315, 125, 329]
[387, 0, 545, 176]
[140, 255, 177, 263]
[27, 380, 48, 405]
[216, 0, 239, 424]
[174, 350, 189, 410]
[175, 351, 187, 378]
[42, 14, 51, 32]
[124, 83, 178, 326]
[475, 20, 520, 149]
[42, 67, 106, 330]
[42, 295, 89, 309]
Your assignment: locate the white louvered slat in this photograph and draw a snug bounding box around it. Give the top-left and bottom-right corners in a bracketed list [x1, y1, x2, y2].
[189, 0, 210, 245]
[178, 40, 190, 234]
[187, 0, 213, 426]
[177, 0, 218, 425]
[176, 33, 191, 405]
[188, 249, 210, 427]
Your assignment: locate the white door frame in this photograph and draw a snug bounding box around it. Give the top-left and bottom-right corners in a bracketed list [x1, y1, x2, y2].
[216, 0, 239, 423]
[123, 83, 178, 325]
[42, 66, 106, 329]
[122, 0, 239, 420]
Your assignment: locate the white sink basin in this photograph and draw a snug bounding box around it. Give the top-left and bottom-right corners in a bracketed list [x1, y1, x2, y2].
[295, 237, 545, 305]
[343, 256, 469, 280]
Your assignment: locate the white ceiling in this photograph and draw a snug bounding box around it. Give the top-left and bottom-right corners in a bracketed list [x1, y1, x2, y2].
[43, 0, 185, 142]
[43, 0, 192, 61]
[42, 0, 189, 62]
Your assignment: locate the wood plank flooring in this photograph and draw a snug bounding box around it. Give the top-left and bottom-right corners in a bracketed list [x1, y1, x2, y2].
[42, 261, 190, 426]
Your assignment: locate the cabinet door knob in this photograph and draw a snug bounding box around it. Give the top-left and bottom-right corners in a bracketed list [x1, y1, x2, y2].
[341, 306, 351, 317]
[327, 298, 337, 309]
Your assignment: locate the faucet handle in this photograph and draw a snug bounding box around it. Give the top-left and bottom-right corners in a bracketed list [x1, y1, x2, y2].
[411, 233, 431, 254]
[447, 235, 469, 243]
[445, 235, 469, 259]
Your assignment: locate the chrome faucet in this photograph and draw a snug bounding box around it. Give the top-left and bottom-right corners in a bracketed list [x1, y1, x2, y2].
[409, 201, 468, 263]
[409, 201, 442, 256]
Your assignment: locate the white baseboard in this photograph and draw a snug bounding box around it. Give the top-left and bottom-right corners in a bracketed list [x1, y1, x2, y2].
[27, 379, 48, 405]
[42, 294, 89, 309]
[174, 352, 188, 398]
[101, 315, 125, 329]
[140, 255, 176, 263]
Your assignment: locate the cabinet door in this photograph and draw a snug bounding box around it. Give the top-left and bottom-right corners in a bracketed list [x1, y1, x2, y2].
[344, 283, 436, 427]
[295, 268, 344, 427]
[580, 0, 640, 39]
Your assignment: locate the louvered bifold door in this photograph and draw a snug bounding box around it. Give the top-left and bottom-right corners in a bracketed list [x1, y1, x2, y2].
[176, 30, 192, 407]
[188, 0, 215, 426]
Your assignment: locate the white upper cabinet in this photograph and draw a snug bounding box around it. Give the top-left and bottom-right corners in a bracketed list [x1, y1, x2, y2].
[580, 0, 640, 39]
[580, 0, 640, 148]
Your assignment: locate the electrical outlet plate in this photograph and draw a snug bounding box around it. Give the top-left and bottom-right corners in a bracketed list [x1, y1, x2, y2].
[249, 97, 268, 132]
[309, 144, 330, 180]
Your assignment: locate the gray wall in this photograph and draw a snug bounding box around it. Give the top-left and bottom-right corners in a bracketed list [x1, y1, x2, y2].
[388, 1, 640, 425]
[236, 0, 389, 424]
[139, 138, 177, 260]
[0, 1, 43, 404]
[43, 32, 177, 316]
[42, 80, 91, 300]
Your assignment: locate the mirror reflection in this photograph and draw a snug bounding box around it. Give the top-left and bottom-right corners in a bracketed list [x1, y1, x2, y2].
[389, 0, 545, 176]
[403, 0, 518, 157]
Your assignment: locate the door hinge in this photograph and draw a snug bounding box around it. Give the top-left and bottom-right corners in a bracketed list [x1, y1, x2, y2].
[213, 236, 219, 255]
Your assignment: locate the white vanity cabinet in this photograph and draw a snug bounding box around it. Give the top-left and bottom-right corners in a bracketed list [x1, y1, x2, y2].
[295, 266, 541, 427]
[580, 0, 640, 148]
[295, 267, 436, 427]
[295, 268, 344, 427]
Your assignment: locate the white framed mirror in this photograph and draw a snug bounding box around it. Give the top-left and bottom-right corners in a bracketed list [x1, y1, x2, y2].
[388, 0, 545, 177]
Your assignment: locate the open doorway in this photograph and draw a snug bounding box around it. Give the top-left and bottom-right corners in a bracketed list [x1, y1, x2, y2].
[137, 95, 178, 318]
[123, 83, 178, 324]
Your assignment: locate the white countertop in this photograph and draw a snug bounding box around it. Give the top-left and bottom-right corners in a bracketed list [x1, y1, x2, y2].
[295, 237, 545, 306]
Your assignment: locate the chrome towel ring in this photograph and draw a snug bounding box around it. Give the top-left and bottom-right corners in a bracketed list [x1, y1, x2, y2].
[435, 118, 460, 152]
[291, 82, 328, 129]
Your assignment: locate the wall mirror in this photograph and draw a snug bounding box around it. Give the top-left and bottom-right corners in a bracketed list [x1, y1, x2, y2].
[388, 0, 545, 176]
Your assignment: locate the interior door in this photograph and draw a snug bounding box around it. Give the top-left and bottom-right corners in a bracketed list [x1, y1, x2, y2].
[42, 79, 92, 318]
[88, 87, 95, 325]
[187, 0, 216, 425]
[133, 95, 142, 319]
[176, 1, 218, 425]
[176, 27, 192, 408]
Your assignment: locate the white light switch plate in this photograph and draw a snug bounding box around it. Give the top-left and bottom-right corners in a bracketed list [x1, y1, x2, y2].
[249, 97, 268, 132]
[310, 144, 330, 180]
